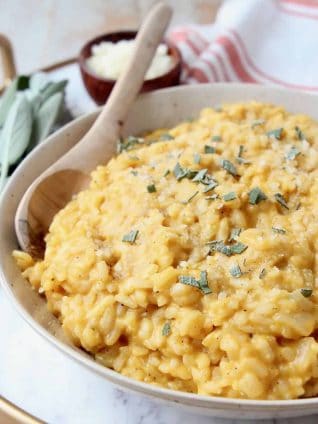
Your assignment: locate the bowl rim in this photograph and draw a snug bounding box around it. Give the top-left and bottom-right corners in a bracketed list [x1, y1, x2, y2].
[78, 30, 182, 85]
[2, 82, 318, 411]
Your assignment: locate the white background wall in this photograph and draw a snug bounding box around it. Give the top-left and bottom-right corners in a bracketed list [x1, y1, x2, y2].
[0, 0, 222, 76]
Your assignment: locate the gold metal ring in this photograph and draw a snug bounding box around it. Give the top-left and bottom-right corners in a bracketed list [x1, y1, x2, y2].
[0, 34, 16, 91]
[0, 396, 43, 424]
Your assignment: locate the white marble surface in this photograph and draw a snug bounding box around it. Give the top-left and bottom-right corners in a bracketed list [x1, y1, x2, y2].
[2, 287, 318, 424]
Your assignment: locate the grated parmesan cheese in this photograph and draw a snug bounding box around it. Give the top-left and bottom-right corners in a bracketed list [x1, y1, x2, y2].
[86, 40, 174, 80]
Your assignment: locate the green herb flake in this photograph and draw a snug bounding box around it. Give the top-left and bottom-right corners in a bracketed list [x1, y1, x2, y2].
[300, 288, 313, 298]
[173, 162, 188, 181]
[229, 228, 241, 242]
[230, 264, 242, 278]
[274, 193, 289, 209]
[236, 145, 250, 165]
[220, 159, 238, 177]
[198, 271, 212, 294]
[286, 146, 300, 160]
[182, 191, 199, 204]
[204, 145, 215, 154]
[122, 230, 139, 244]
[179, 272, 212, 294]
[272, 227, 286, 234]
[117, 136, 144, 153]
[147, 184, 156, 193]
[163, 169, 170, 177]
[251, 119, 266, 128]
[192, 168, 208, 183]
[131, 170, 138, 176]
[202, 181, 218, 193]
[194, 153, 201, 164]
[223, 191, 237, 201]
[179, 275, 200, 288]
[248, 187, 267, 205]
[295, 126, 305, 141]
[207, 240, 247, 256]
[159, 133, 174, 141]
[230, 242, 248, 254]
[211, 135, 222, 142]
[162, 322, 171, 336]
[267, 128, 283, 140]
[259, 268, 266, 279]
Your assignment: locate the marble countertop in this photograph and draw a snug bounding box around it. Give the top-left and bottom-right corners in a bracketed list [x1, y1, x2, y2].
[1, 288, 318, 424]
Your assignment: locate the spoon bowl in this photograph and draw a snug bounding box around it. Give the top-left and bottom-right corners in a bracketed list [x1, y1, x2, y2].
[14, 2, 172, 255]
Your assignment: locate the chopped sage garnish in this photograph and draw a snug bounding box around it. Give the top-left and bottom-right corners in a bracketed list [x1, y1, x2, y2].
[192, 168, 208, 183]
[229, 228, 241, 242]
[173, 162, 189, 180]
[286, 146, 300, 160]
[251, 119, 266, 128]
[179, 271, 212, 294]
[211, 135, 222, 142]
[230, 264, 242, 278]
[230, 242, 248, 254]
[220, 159, 238, 177]
[194, 153, 201, 164]
[207, 240, 247, 256]
[122, 230, 139, 244]
[147, 184, 156, 193]
[204, 145, 215, 154]
[300, 288, 312, 298]
[272, 227, 286, 234]
[274, 193, 289, 209]
[162, 322, 171, 336]
[163, 169, 170, 177]
[202, 181, 218, 193]
[223, 191, 237, 201]
[117, 136, 144, 153]
[259, 268, 266, 279]
[159, 133, 174, 141]
[267, 128, 283, 140]
[295, 126, 305, 141]
[236, 145, 250, 164]
[248, 187, 267, 205]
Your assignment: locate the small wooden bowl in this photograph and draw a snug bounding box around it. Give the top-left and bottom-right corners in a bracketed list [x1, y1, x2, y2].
[79, 31, 182, 105]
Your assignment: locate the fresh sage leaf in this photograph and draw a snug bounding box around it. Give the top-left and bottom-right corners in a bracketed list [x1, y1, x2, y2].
[0, 94, 32, 189]
[30, 72, 49, 93]
[32, 92, 63, 145]
[40, 80, 67, 104]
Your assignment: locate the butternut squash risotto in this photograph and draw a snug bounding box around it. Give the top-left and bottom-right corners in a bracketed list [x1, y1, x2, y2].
[14, 102, 318, 399]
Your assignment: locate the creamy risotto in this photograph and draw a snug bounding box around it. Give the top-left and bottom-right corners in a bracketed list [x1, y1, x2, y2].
[14, 102, 318, 400]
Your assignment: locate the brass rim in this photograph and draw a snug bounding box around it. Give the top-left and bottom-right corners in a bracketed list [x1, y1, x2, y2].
[0, 396, 43, 424]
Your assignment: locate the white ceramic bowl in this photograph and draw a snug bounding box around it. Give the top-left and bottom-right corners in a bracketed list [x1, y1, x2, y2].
[1, 83, 318, 420]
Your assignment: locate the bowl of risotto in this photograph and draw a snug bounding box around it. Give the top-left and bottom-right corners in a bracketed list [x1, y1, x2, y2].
[2, 83, 318, 419]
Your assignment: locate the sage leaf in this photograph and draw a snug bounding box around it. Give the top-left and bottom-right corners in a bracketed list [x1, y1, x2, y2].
[32, 92, 63, 145]
[0, 94, 32, 189]
[30, 72, 49, 93]
[40, 80, 67, 104]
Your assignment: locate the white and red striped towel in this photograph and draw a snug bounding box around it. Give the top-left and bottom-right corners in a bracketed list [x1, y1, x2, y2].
[168, 0, 318, 92]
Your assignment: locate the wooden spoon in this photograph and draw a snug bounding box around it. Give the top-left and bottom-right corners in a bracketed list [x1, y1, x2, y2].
[15, 2, 172, 257]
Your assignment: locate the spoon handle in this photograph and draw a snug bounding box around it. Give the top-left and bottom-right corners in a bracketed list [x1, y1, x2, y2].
[64, 2, 172, 172]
